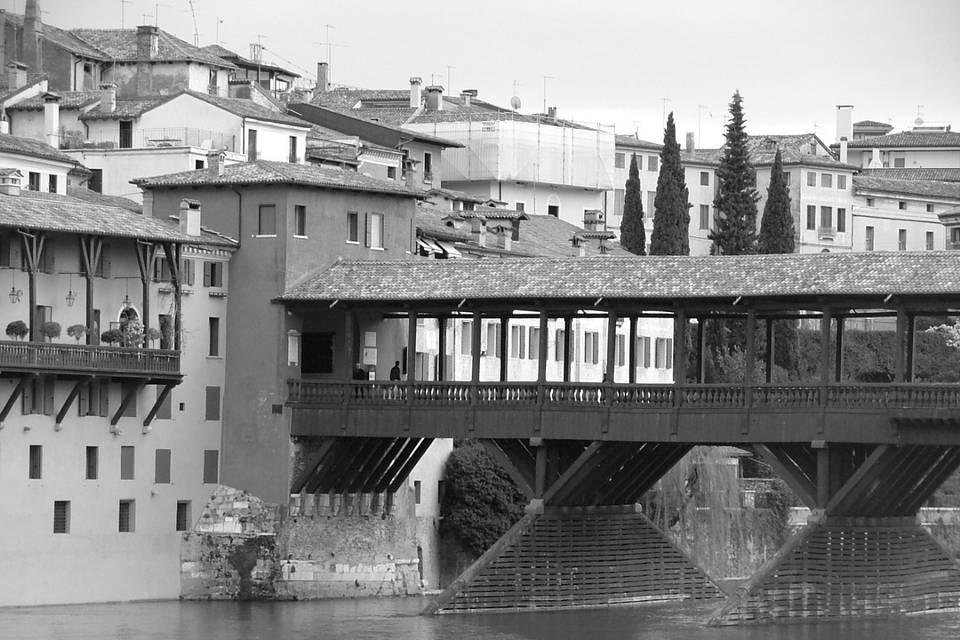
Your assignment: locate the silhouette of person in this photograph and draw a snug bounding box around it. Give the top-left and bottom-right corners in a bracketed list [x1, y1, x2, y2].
[390, 360, 402, 381]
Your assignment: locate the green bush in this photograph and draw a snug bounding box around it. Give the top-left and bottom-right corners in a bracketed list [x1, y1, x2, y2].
[5, 320, 28, 340]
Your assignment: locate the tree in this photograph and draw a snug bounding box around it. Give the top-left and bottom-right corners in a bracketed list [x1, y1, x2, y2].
[619, 153, 646, 255]
[709, 90, 759, 256]
[757, 149, 794, 254]
[649, 112, 690, 255]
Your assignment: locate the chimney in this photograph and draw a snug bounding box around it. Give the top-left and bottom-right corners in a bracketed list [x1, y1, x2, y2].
[571, 236, 585, 257]
[409, 77, 422, 108]
[685, 132, 695, 152]
[460, 89, 477, 107]
[547, 106, 557, 120]
[99, 82, 117, 113]
[206, 149, 226, 177]
[316, 62, 329, 93]
[869, 148, 882, 169]
[424, 85, 443, 111]
[179, 199, 202, 236]
[839, 138, 848, 164]
[495, 226, 511, 251]
[42, 92, 60, 149]
[470, 217, 486, 247]
[583, 209, 604, 232]
[137, 25, 160, 59]
[0, 169, 22, 196]
[23, 0, 41, 73]
[7, 61, 27, 90]
[835, 105, 853, 143]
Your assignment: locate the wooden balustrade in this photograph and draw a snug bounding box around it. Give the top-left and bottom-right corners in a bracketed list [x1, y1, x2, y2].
[287, 379, 960, 412]
[0, 340, 180, 376]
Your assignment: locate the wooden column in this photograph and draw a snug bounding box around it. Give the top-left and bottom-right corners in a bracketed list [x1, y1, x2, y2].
[820, 307, 832, 386]
[79, 236, 102, 345]
[905, 313, 916, 382]
[343, 310, 355, 380]
[894, 307, 906, 383]
[815, 445, 830, 510]
[697, 317, 708, 383]
[744, 308, 756, 387]
[499, 315, 509, 382]
[135, 241, 159, 346]
[764, 319, 774, 383]
[834, 316, 845, 382]
[673, 308, 687, 384]
[628, 315, 638, 384]
[407, 310, 418, 384]
[605, 309, 618, 384]
[470, 312, 481, 384]
[162, 242, 182, 351]
[537, 311, 549, 384]
[18, 230, 44, 342]
[437, 316, 447, 381]
[563, 316, 573, 383]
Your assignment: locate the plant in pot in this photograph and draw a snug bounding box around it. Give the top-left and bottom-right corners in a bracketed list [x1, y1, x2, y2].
[144, 327, 162, 347]
[101, 328, 123, 346]
[39, 321, 62, 341]
[123, 319, 144, 347]
[5, 320, 28, 341]
[67, 324, 87, 343]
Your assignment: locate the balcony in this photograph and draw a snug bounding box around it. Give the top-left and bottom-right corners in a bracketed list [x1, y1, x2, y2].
[0, 340, 180, 379]
[287, 380, 960, 445]
[60, 127, 238, 152]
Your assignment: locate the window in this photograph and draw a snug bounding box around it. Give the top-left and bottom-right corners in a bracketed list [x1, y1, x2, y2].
[294, 205, 306, 236]
[28, 171, 40, 191]
[29, 445, 42, 479]
[486, 321, 502, 356]
[616, 334, 625, 367]
[700, 171, 709, 186]
[894, 157, 906, 168]
[555, 329, 565, 361]
[386, 166, 397, 180]
[837, 175, 847, 190]
[347, 211, 359, 243]
[807, 172, 817, 187]
[515, 202, 525, 213]
[155, 449, 171, 484]
[926, 231, 935, 250]
[205, 386, 221, 421]
[866, 197, 874, 207]
[837, 208, 846, 233]
[257, 205, 277, 235]
[119, 120, 133, 148]
[637, 336, 651, 368]
[208, 317, 220, 357]
[528, 327, 540, 360]
[86, 446, 98, 479]
[898, 229, 907, 251]
[176, 501, 192, 531]
[613, 189, 625, 216]
[195, 159, 204, 170]
[301, 332, 334, 374]
[547, 204, 559, 218]
[953, 228, 960, 245]
[699, 204, 710, 230]
[509, 325, 526, 359]
[783, 171, 791, 185]
[647, 155, 658, 172]
[820, 206, 832, 229]
[121, 446, 135, 480]
[927, 203, 935, 213]
[460, 321, 472, 355]
[423, 152, 433, 182]
[821, 173, 832, 188]
[647, 191, 656, 217]
[181, 258, 195, 286]
[806, 205, 816, 230]
[288, 136, 298, 163]
[654, 337, 673, 369]
[366, 213, 384, 249]
[898, 201, 907, 211]
[48, 174, 58, 193]
[118, 500, 135, 532]
[203, 450, 219, 484]
[583, 331, 599, 365]
[90, 169, 103, 193]
[53, 501, 70, 534]
[247, 128, 258, 161]
[202, 261, 223, 287]
[865, 226, 875, 251]
[414, 480, 422, 504]
[615, 152, 625, 169]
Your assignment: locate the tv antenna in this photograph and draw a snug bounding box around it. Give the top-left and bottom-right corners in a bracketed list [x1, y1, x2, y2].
[187, 0, 200, 46]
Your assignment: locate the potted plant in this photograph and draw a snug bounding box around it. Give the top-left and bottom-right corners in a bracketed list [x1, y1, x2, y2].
[5, 320, 28, 341]
[123, 319, 144, 347]
[145, 327, 162, 347]
[67, 324, 87, 343]
[101, 328, 123, 346]
[39, 321, 61, 341]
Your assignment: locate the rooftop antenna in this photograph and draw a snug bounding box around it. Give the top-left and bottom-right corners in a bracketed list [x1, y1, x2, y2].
[697, 104, 712, 146]
[187, 0, 199, 46]
[215, 17, 223, 45]
[915, 104, 925, 127]
[154, 2, 170, 27]
[661, 97, 671, 123]
[632, 120, 640, 136]
[542, 75, 554, 114]
[446, 65, 455, 93]
[510, 80, 521, 111]
[120, 0, 131, 28]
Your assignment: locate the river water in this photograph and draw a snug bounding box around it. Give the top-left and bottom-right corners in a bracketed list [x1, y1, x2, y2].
[2, 598, 960, 640]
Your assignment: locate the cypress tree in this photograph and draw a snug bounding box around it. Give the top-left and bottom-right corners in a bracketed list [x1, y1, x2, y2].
[619, 153, 646, 255]
[757, 149, 794, 254]
[757, 148, 798, 375]
[650, 112, 690, 255]
[709, 90, 759, 256]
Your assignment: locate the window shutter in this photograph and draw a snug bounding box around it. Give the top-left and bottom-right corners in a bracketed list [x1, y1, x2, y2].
[203, 450, 219, 484]
[43, 377, 54, 416]
[364, 213, 371, 247]
[155, 449, 171, 484]
[99, 381, 109, 417]
[186, 259, 195, 286]
[203, 261, 212, 287]
[205, 386, 220, 420]
[100, 244, 111, 278]
[22, 377, 35, 414]
[77, 381, 89, 416]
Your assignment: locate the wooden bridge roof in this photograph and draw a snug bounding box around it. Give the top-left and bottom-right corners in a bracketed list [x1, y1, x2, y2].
[280, 251, 960, 307]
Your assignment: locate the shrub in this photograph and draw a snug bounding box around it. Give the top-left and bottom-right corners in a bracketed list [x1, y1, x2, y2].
[39, 321, 61, 339]
[144, 327, 162, 346]
[5, 320, 28, 340]
[67, 324, 87, 343]
[101, 328, 123, 345]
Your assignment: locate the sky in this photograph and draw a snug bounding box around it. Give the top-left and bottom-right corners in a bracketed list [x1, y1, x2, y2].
[10, 0, 960, 148]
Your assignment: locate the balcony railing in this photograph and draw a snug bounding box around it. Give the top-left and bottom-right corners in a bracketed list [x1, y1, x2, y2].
[287, 380, 960, 412]
[0, 340, 180, 376]
[60, 127, 237, 152]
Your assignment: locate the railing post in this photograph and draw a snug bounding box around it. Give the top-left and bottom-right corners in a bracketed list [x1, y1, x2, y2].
[605, 308, 617, 406]
[471, 312, 481, 407]
[628, 315, 638, 384]
[820, 306, 832, 408]
[407, 309, 417, 405]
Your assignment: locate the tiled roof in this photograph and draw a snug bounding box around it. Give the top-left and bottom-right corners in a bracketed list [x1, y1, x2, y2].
[853, 176, 960, 201]
[616, 134, 663, 151]
[8, 90, 101, 111]
[846, 131, 960, 149]
[0, 190, 236, 245]
[682, 134, 855, 170]
[66, 186, 142, 213]
[200, 44, 300, 77]
[854, 120, 893, 129]
[0, 132, 81, 165]
[416, 207, 473, 242]
[133, 160, 424, 198]
[409, 96, 596, 129]
[281, 252, 960, 303]
[2, 13, 109, 61]
[859, 168, 960, 183]
[70, 29, 235, 68]
[184, 91, 308, 126]
[79, 96, 171, 120]
[463, 206, 528, 221]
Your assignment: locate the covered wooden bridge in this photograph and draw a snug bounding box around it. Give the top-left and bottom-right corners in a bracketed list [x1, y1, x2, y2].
[280, 251, 960, 625]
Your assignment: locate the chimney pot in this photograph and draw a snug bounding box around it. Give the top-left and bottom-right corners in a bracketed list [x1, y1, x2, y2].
[547, 106, 557, 120]
[179, 199, 202, 236]
[685, 132, 695, 152]
[99, 82, 117, 113]
[460, 89, 477, 107]
[42, 92, 60, 149]
[424, 85, 444, 111]
[137, 25, 160, 59]
[0, 169, 23, 196]
[206, 150, 225, 177]
[316, 62, 329, 93]
[7, 61, 27, 90]
[835, 105, 854, 143]
[409, 77, 422, 108]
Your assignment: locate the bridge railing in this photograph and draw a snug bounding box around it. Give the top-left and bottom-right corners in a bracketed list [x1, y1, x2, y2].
[287, 380, 960, 411]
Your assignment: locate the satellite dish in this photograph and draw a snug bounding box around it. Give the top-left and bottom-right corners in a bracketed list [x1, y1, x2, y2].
[510, 96, 522, 111]
[914, 116, 924, 126]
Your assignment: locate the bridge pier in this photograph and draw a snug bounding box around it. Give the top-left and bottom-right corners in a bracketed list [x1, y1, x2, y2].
[427, 439, 724, 614]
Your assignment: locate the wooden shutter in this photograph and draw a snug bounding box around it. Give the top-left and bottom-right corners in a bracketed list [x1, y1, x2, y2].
[98, 380, 109, 417]
[205, 386, 220, 420]
[156, 386, 171, 420]
[154, 449, 171, 484]
[364, 213, 371, 247]
[22, 377, 35, 414]
[203, 450, 219, 484]
[42, 376, 54, 416]
[203, 261, 212, 286]
[77, 380, 89, 416]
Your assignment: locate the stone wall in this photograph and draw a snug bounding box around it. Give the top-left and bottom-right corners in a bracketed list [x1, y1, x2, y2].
[180, 485, 422, 601]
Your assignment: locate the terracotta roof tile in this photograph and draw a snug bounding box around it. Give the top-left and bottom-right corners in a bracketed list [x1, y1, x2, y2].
[616, 134, 663, 151]
[0, 132, 81, 165]
[79, 96, 171, 120]
[853, 176, 960, 201]
[70, 28, 235, 68]
[7, 90, 101, 111]
[281, 252, 960, 303]
[846, 131, 960, 149]
[859, 168, 960, 183]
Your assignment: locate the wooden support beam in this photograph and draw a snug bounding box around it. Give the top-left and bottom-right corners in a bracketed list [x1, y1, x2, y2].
[372, 439, 421, 493]
[343, 310, 355, 381]
[437, 316, 447, 381]
[79, 236, 102, 344]
[406, 310, 418, 385]
[346, 439, 396, 493]
[535, 444, 547, 498]
[480, 440, 535, 499]
[110, 380, 144, 426]
[386, 438, 434, 492]
[0, 376, 31, 424]
[816, 447, 830, 508]
[135, 241, 159, 345]
[899, 447, 960, 514]
[290, 438, 336, 493]
[894, 307, 907, 382]
[824, 444, 891, 516]
[834, 316, 845, 382]
[18, 229, 44, 342]
[142, 382, 176, 428]
[499, 315, 509, 382]
[360, 439, 409, 494]
[673, 308, 687, 383]
[537, 311, 549, 384]
[541, 441, 602, 506]
[161, 242, 182, 351]
[905, 313, 916, 382]
[56, 377, 91, 426]
[470, 312, 481, 385]
[820, 307, 832, 386]
[563, 316, 573, 383]
[764, 319, 774, 384]
[605, 309, 618, 384]
[755, 444, 817, 508]
[629, 315, 638, 384]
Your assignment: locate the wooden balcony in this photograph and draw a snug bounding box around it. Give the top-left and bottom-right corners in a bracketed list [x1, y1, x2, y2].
[287, 380, 960, 445]
[0, 340, 181, 379]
